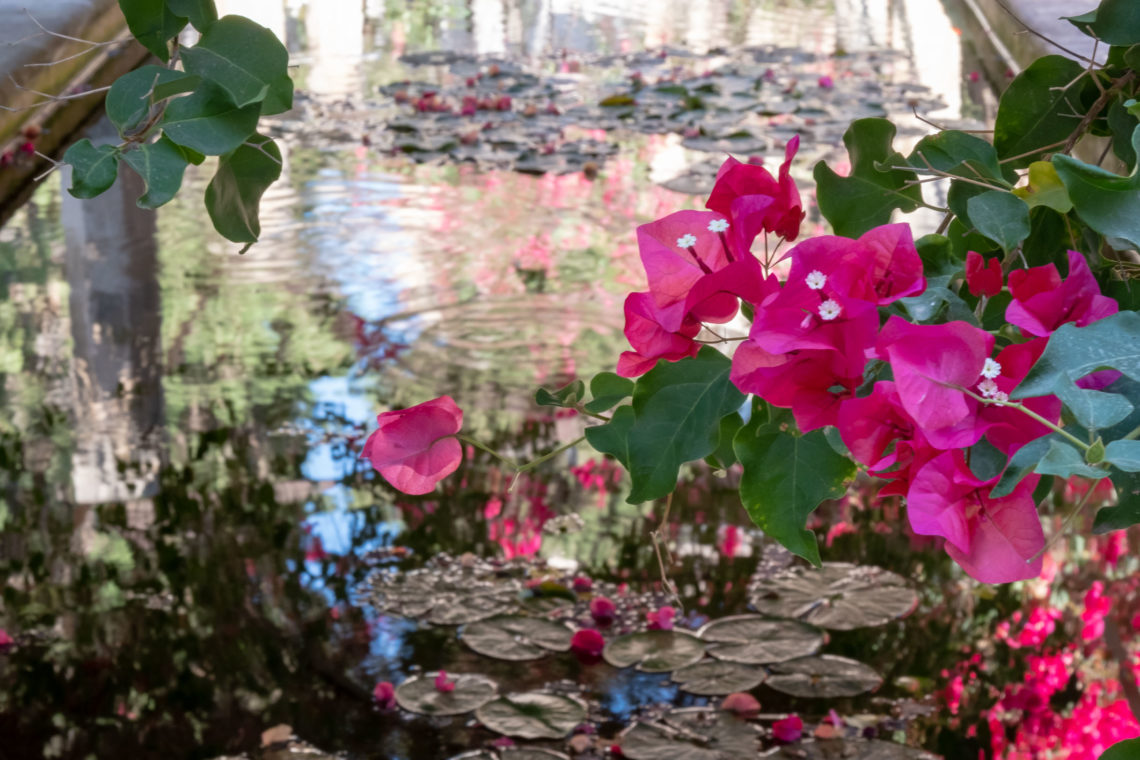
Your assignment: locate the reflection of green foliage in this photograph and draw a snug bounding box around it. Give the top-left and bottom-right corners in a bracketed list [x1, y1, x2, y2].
[156, 171, 355, 436]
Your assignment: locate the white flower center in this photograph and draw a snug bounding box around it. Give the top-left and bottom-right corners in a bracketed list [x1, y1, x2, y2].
[676, 234, 697, 248]
[707, 219, 729, 233]
[806, 270, 826, 291]
[818, 299, 841, 321]
[981, 358, 1002, 379]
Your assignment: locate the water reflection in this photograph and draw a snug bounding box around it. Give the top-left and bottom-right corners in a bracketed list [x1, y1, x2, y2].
[1, 1, 1134, 759]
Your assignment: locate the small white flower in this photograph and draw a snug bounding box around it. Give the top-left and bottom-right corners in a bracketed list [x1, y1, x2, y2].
[676, 234, 698, 248]
[805, 270, 827, 291]
[981, 357, 1002, 379]
[818, 299, 841, 321]
[707, 219, 729, 233]
[977, 378, 999, 398]
[992, 391, 1009, 403]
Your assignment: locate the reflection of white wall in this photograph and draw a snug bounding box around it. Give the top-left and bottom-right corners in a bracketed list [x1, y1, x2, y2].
[472, 0, 506, 55]
[215, 0, 287, 41]
[305, 0, 365, 97]
[898, 0, 960, 120]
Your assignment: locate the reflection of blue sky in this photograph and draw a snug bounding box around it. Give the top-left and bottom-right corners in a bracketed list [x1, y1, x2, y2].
[599, 669, 699, 720]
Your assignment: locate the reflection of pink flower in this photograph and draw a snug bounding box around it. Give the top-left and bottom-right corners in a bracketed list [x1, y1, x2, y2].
[721, 692, 760, 717]
[373, 681, 396, 708]
[772, 714, 803, 742]
[362, 397, 463, 495]
[0, 629, 12, 651]
[590, 597, 617, 625]
[818, 75, 834, 88]
[572, 575, 593, 592]
[646, 606, 676, 630]
[434, 671, 456, 692]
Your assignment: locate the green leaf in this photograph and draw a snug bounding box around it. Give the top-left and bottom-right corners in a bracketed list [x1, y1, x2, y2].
[584, 405, 634, 470]
[181, 15, 292, 112]
[105, 66, 199, 134]
[1022, 207, 1070, 268]
[204, 133, 282, 245]
[966, 191, 1031, 253]
[1098, 739, 1140, 760]
[1061, 386, 1135, 431]
[813, 118, 922, 237]
[1034, 439, 1110, 480]
[161, 81, 260, 155]
[121, 136, 189, 208]
[1105, 440, 1140, 471]
[1094, 470, 1140, 532]
[991, 435, 1053, 498]
[968, 437, 1007, 482]
[166, 0, 217, 31]
[994, 56, 1095, 169]
[1012, 161, 1073, 213]
[535, 379, 586, 408]
[907, 130, 1010, 183]
[1065, 0, 1140, 46]
[1108, 97, 1138, 168]
[1054, 124, 1140, 250]
[118, 0, 185, 61]
[734, 420, 856, 566]
[914, 233, 959, 278]
[63, 139, 120, 199]
[625, 348, 746, 503]
[708, 412, 744, 469]
[583, 372, 634, 413]
[1014, 314, 1140, 424]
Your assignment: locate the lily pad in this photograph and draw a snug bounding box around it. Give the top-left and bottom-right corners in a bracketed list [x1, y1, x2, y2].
[619, 707, 760, 760]
[475, 692, 587, 739]
[394, 673, 499, 716]
[697, 615, 823, 664]
[603, 630, 706, 673]
[765, 655, 882, 698]
[670, 659, 767, 695]
[448, 751, 571, 760]
[368, 564, 520, 625]
[460, 616, 573, 660]
[771, 739, 938, 759]
[749, 563, 918, 630]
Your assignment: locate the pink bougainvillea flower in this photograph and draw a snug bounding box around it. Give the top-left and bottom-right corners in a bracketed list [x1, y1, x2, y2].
[706, 136, 805, 243]
[731, 343, 855, 431]
[837, 382, 918, 467]
[783, 224, 926, 306]
[616, 291, 701, 377]
[373, 680, 396, 709]
[590, 596, 617, 625]
[907, 451, 1045, 583]
[721, 692, 761, 718]
[772, 714, 804, 742]
[362, 396, 463, 495]
[0, 629, 12, 651]
[434, 671, 456, 693]
[572, 575, 593, 593]
[818, 75, 834, 88]
[965, 251, 1003, 297]
[570, 629, 606, 660]
[874, 317, 994, 449]
[646, 606, 676, 630]
[1006, 250, 1117, 337]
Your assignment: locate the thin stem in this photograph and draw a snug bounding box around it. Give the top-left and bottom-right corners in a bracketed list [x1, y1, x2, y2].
[992, 0, 1097, 65]
[958, 386, 1090, 451]
[1121, 423, 1140, 441]
[457, 435, 519, 468]
[997, 139, 1069, 165]
[650, 493, 682, 610]
[572, 405, 611, 423]
[935, 210, 953, 235]
[1060, 71, 1136, 155]
[1029, 481, 1100, 562]
[515, 435, 586, 474]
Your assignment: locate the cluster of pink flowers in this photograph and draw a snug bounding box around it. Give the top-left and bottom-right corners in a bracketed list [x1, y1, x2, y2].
[619, 143, 1119, 583]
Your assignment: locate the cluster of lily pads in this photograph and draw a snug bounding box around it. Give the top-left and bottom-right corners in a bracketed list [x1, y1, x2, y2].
[364, 552, 932, 758]
[281, 45, 944, 188]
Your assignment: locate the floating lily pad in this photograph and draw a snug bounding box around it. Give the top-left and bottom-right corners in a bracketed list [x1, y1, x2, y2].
[461, 615, 573, 660]
[394, 673, 499, 716]
[765, 655, 882, 698]
[697, 615, 823, 664]
[771, 739, 938, 759]
[603, 630, 706, 673]
[749, 563, 919, 630]
[475, 692, 587, 739]
[670, 659, 767, 695]
[368, 564, 520, 625]
[619, 707, 760, 760]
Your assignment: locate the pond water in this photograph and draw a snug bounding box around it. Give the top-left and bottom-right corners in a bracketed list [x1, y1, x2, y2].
[1, 1, 1138, 759]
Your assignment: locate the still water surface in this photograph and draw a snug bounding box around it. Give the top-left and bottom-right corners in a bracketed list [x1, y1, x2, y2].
[1, 1, 1127, 759]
